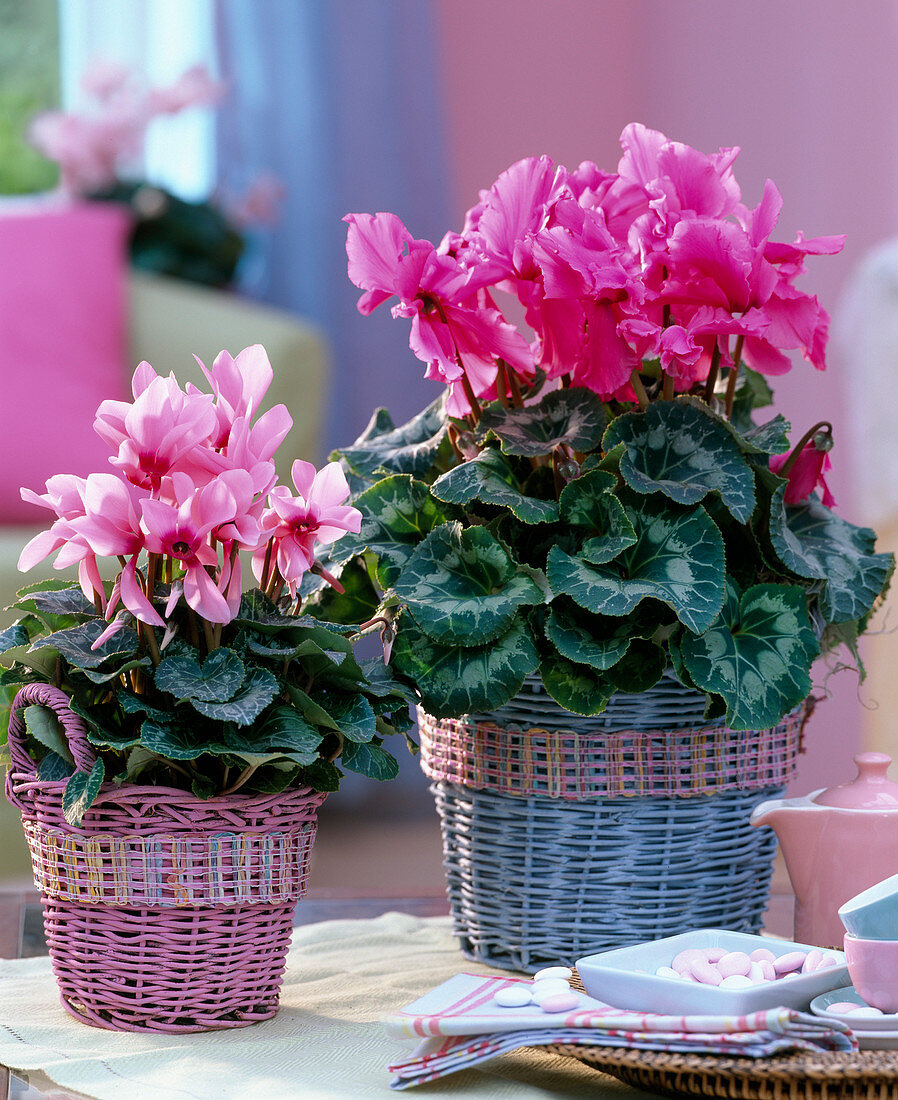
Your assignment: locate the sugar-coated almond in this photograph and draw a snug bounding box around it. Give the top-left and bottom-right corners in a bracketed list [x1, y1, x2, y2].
[655, 966, 681, 979]
[533, 966, 573, 981]
[717, 951, 751, 978]
[773, 951, 806, 975]
[672, 948, 705, 971]
[760, 960, 776, 981]
[851, 1006, 886, 1017]
[705, 948, 727, 963]
[801, 949, 822, 973]
[538, 992, 580, 1013]
[747, 961, 767, 983]
[690, 960, 722, 986]
[749, 948, 776, 964]
[816, 953, 840, 971]
[719, 973, 754, 989]
[494, 985, 533, 1007]
[530, 978, 571, 999]
[827, 1001, 862, 1014]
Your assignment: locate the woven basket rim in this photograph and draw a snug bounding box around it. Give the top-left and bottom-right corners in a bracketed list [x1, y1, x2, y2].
[7, 769, 325, 813]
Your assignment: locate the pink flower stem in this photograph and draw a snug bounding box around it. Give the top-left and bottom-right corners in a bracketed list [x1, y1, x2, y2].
[505, 364, 525, 408]
[630, 369, 650, 410]
[724, 334, 746, 418]
[186, 606, 201, 649]
[220, 762, 261, 796]
[142, 622, 162, 667]
[202, 617, 216, 653]
[702, 344, 723, 403]
[778, 421, 834, 478]
[495, 360, 512, 408]
[446, 424, 465, 463]
[259, 537, 275, 592]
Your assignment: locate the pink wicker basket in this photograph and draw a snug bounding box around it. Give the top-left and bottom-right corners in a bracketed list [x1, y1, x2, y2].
[5, 683, 326, 1033]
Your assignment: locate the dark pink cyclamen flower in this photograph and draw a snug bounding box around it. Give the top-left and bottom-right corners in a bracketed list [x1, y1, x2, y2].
[770, 443, 836, 508]
[529, 201, 642, 395]
[95, 372, 219, 490]
[252, 461, 362, 596]
[141, 474, 238, 624]
[344, 212, 533, 411]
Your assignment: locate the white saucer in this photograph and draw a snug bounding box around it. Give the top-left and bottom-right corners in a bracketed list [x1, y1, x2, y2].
[809, 990, 898, 1029]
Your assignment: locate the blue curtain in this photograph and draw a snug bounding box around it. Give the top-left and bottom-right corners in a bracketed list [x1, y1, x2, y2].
[214, 0, 453, 453]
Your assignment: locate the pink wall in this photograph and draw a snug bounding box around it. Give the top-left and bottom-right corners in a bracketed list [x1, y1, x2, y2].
[435, 0, 898, 793]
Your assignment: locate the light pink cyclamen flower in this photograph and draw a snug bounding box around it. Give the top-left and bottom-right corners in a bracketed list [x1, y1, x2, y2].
[94, 372, 219, 489]
[253, 461, 362, 596]
[194, 344, 276, 449]
[140, 473, 242, 624]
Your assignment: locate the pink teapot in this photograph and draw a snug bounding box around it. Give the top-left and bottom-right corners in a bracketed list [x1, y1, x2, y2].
[751, 753, 898, 948]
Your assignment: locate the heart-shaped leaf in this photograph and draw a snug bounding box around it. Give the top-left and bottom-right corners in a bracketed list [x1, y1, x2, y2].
[341, 739, 399, 780]
[62, 758, 105, 826]
[30, 620, 138, 668]
[678, 582, 819, 730]
[560, 470, 638, 564]
[155, 648, 246, 703]
[335, 394, 448, 478]
[432, 447, 559, 524]
[547, 495, 725, 635]
[334, 474, 449, 585]
[605, 401, 756, 522]
[0, 621, 31, 655]
[540, 650, 614, 716]
[768, 486, 895, 623]
[24, 704, 75, 764]
[391, 614, 539, 718]
[394, 522, 545, 645]
[253, 705, 323, 762]
[477, 387, 606, 456]
[545, 602, 638, 670]
[325, 694, 377, 743]
[190, 666, 280, 726]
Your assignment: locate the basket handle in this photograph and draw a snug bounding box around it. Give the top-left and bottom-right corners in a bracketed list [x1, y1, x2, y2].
[7, 683, 97, 777]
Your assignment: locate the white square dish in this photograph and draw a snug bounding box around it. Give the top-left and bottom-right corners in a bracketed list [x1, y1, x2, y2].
[576, 929, 850, 1015]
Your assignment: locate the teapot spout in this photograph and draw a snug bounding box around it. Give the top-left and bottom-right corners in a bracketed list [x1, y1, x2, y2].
[751, 794, 826, 903]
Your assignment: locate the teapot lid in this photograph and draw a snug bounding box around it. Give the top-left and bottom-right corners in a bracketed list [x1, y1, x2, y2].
[814, 753, 898, 808]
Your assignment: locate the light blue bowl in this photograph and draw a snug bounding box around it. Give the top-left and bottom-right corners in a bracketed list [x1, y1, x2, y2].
[839, 875, 898, 940]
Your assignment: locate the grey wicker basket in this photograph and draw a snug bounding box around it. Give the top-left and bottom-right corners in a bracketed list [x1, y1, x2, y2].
[419, 672, 803, 972]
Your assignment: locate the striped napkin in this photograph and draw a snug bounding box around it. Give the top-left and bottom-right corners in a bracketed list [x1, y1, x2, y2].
[384, 972, 857, 1089]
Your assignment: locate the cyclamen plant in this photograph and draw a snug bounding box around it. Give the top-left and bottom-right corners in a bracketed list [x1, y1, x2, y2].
[0, 346, 414, 824]
[320, 123, 893, 731]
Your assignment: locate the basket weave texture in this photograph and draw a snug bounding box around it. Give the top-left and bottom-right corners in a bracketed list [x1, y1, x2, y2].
[551, 1044, 898, 1100]
[5, 682, 326, 1033]
[421, 673, 804, 972]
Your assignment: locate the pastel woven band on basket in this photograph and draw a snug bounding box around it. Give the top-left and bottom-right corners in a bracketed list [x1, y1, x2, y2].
[23, 821, 319, 908]
[418, 707, 805, 800]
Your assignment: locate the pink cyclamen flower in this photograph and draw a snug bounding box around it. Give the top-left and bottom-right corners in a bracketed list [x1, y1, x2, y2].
[770, 443, 836, 508]
[253, 460, 362, 596]
[95, 372, 219, 490]
[144, 65, 225, 115]
[344, 211, 533, 414]
[140, 474, 237, 624]
[194, 344, 276, 449]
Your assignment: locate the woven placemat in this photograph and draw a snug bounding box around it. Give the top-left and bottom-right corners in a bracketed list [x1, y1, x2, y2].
[548, 1045, 898, 1099]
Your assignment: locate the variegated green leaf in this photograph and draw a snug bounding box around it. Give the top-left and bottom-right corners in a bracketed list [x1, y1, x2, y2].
[326, 694, 377, 743]
[605, 401, 756, 522]
[678, 582, 819, 730]
[330, 474, 448, 586]
[545, 601, 638, 670]
[768, 486, 895, 623]
[335, 394, 448, 478]
[742, 415, 791, 456]
[62, 758, 105, 826]
[391, 614, 539, 718]
[432, 447, 559, 524]
[559, 470, 637, 564]
[394, 522, 544, 645]
[155, 648, 245, 703]
[341, 739, 399, 780]
[190, 666, 280, 726]
[30, 619, 138, 669]
[540, 651, 614, 715]
[477, 387, 606, 456]
[675, 394, 789, 457]
[546, 496, 725, 634]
